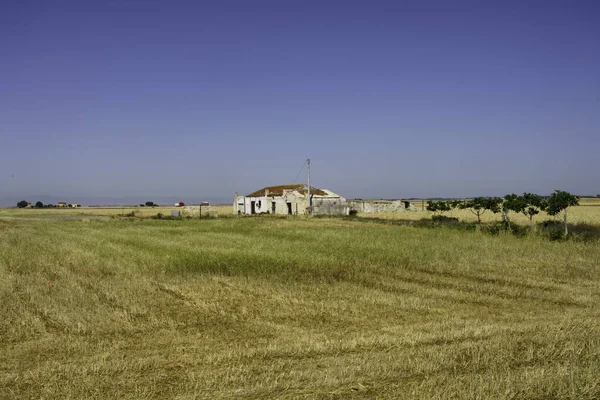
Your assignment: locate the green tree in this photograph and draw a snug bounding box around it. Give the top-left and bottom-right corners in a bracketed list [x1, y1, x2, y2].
[503, 193, 544, 231]
[426, 200, 452, 215]
[448, 200, 463, 210]
[459, 197, 502, 224]
[145, 201, 155, 207]
[520, 193, 544, 231]
[17, 200, 28, 208]
[502, 194, 520, 227]
[543, 190, 579, 237]
[35, 201, 44, 208]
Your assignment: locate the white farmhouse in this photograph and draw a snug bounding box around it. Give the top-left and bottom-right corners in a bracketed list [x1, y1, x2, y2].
[234, 184, 348, 216]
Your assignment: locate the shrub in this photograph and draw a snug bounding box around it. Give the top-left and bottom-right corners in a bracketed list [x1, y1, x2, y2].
[539, 220, 566, 241]
[431, 215, 458, 223]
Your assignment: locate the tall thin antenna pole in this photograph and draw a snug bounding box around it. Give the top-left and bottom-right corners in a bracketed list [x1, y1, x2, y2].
[307, 158, 311, 215]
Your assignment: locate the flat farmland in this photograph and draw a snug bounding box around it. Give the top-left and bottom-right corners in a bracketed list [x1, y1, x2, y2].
[0, 205, 233, 219]
[1, 208, 600, 399]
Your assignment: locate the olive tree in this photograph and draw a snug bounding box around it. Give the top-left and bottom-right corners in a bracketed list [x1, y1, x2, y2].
[502, 194, 520, 227]
[520, 193, 544, 231]
[503, 193, 544, 231]
[543, 190, 579, 237]
[459, 197, 502, 224]
[426, 200, 452, 215]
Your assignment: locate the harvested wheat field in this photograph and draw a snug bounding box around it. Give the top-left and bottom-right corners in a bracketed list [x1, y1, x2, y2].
[1, 208, 600, 399]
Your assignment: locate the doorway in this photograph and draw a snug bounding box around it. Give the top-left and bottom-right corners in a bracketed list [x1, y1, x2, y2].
[287, 202, 292, 215]
[251, 201, 256, 214]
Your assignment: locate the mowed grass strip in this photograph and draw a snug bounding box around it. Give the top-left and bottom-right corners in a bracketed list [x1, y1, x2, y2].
[1, 216, 600, 399]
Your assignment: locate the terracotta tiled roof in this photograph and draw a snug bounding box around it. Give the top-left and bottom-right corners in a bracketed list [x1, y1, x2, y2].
[247, 184, 328, 197]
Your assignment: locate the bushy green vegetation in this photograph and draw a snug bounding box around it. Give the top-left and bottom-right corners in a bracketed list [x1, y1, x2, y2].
[1, 214, 600, 399]
[419, 192, 582, 239]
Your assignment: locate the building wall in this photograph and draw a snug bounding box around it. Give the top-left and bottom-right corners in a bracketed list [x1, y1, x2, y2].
[234, 191, 310, 215]
[347, 200, 415, 213]
[267, 196, 297, 215]
[234, 192, 350, 216]
[237, 196, 271, 214]
[234, 195, 415, 215]
[312, 197, 349, 215]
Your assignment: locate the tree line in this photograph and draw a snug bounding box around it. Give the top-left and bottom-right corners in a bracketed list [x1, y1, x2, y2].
[16, 200, 69, 208]
[17, 200, 158, 208]
[426, 190, 579, 236]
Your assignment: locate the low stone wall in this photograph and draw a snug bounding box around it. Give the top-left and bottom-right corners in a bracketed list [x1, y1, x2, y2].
[312, 199, 350, 216]
[181, 206, 218, 217]
[347, 200, 416, 213]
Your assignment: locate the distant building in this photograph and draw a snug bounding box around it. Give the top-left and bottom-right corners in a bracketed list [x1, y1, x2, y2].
[234, 184, 348, 216]
[71, 204, 81, 208]
[57, 202, 67, 208]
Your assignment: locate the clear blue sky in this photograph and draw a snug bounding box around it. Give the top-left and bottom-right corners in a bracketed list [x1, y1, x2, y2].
[1, 0, 598, 203]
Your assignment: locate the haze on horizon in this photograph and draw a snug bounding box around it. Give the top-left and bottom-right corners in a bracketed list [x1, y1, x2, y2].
[1, 0, 598, 204]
